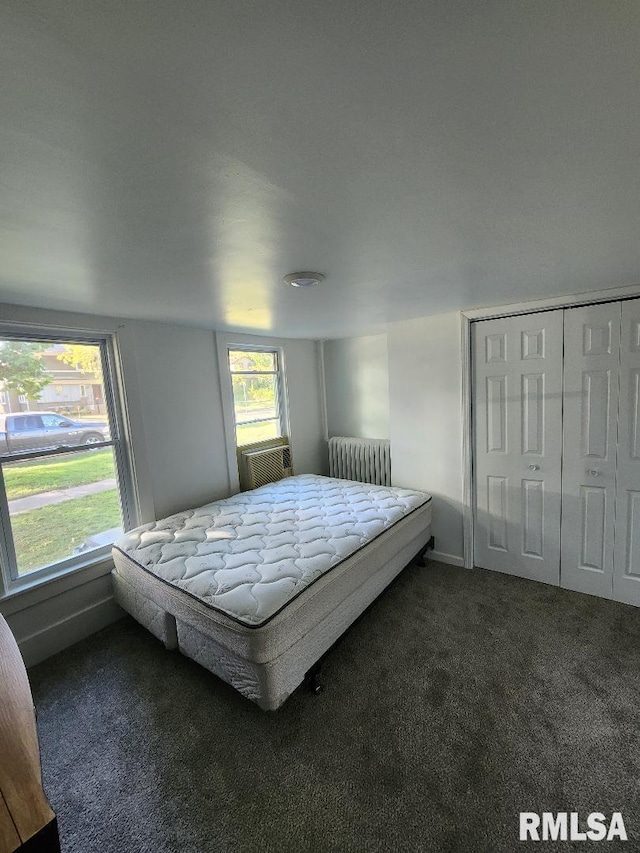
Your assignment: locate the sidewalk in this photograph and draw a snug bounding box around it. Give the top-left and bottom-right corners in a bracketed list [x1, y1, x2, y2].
[8, 478, 117, 516]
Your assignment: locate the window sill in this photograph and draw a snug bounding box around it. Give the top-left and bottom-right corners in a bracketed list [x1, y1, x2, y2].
[236, 436, 287, 452]
[0, 551, 115, 615]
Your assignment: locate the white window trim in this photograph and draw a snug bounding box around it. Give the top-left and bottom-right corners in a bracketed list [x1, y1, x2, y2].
[216, 333, 291, 494]
[0, 328, 138, 597]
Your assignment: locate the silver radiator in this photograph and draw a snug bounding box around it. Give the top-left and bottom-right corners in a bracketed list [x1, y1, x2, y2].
[328, 436, 391, 486]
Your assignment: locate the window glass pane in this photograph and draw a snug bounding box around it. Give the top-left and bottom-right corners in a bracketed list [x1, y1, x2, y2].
[232, 374, 278, 423]
[0, 339, 112, 458]
[3, 447, 123, 576]
[229, 350, 276, 373]
[236, 419, 280, 447]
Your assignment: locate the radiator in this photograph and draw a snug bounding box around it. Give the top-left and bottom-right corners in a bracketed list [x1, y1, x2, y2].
[328, 436, 391, 486]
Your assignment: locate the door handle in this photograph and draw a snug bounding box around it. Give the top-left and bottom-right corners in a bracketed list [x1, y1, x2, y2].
[587, 469, 600, 477]
[528, 464, 540, 471]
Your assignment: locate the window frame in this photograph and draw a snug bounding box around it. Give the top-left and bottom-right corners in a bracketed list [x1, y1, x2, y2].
[0, 329, 136, 595]
[227, 345, 288, 448]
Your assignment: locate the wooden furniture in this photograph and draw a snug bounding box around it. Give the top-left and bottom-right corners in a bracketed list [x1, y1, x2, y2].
[0, 615, 60, 853]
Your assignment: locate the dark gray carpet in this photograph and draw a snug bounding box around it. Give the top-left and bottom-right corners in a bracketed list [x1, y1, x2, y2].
[29, 562, 640, 853]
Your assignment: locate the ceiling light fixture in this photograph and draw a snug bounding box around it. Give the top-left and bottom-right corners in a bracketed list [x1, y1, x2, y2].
[283, 271, 325, 288]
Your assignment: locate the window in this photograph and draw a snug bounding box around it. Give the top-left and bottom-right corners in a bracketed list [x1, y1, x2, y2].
[12, 416, 43, 431]
[0, 335, 133, 587]
[228, 348, 285, 446]
[41, 414, 74, 429]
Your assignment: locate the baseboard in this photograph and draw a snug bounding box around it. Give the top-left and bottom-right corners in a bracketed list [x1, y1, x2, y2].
[428, 550, 466, 568]
[19, 595, 124, 668]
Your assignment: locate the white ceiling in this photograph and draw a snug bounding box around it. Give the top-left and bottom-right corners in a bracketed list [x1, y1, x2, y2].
[2, 1, 640, 339]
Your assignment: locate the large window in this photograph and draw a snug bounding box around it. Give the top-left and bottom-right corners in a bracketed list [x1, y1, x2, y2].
[0, 335, 133, 587]
[228, 348, 285, 446]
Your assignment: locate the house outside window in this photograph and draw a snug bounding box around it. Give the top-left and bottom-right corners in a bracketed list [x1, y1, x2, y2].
[227, 348, 286, 447]
[0, 334, 134, 588]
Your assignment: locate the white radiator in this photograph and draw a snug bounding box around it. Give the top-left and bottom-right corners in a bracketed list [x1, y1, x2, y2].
[328, 436, 391, 486]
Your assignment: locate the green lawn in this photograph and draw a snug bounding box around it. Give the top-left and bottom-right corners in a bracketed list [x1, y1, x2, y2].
[236, 421, 279, 445]
[4, 449, 115, 501]
[13, 489, 122, 574]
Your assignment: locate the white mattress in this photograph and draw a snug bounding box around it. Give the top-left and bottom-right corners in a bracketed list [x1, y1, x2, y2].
[113, 476, 432, 708]
[112, 496, 432, 665]
[113, 474, 431, 629]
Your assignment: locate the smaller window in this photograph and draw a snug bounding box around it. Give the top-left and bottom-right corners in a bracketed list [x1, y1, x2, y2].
[228, 349, 284, 446]
[41, 414, 72, 428]
[13, 415, 43, 431]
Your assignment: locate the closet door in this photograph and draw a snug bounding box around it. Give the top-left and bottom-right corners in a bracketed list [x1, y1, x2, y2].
[473, 311, 563, 584]
[612, 299, 640, 605]
[561, 303, 621, 598]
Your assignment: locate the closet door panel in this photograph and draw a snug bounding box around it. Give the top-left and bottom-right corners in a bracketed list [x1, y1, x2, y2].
[560, 303, 621, 598]
[473, 311, 563, 584]
[613, 299, 640, 605]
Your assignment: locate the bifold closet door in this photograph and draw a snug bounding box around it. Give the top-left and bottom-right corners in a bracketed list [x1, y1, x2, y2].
[612, 299, 640, 605]
[560, 302, 621, 599]
[473, 311, 563, 584]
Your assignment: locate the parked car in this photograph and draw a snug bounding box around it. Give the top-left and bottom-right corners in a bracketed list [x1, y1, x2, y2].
[0, 411, 110, 455]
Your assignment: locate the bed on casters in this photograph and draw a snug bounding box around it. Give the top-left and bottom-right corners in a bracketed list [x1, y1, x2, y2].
[112, 474, 432, 710]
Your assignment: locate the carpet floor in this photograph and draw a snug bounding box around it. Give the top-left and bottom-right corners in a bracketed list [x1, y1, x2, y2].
[29, 561, 640, 852]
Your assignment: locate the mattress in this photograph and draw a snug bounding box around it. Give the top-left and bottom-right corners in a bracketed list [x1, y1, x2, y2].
[112, 474, 432, 708]
[114, 474, 430, 629]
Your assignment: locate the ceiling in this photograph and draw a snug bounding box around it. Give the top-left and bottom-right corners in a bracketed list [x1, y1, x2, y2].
[2, 1, 640, 339]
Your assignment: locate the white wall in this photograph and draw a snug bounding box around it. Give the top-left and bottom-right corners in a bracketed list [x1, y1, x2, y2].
[320, 320, 464, 565]
[388, 312, 465, 566]
[0, 305, 325, 665]
[278, 338, 326, 475]
[323, 334, 390, 439]
[126, 321, 230, 518]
